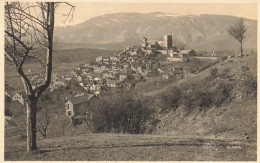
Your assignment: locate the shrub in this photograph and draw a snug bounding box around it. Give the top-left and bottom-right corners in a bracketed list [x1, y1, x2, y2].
[182, 91, 196, 113]
[243, 74, 257, 97]
[180, 80, 233, 111]
[146, 118, 161, 133]
[242, 66, 250, 72]
[210, 67, 218, 78]
[221, 56, 228, 61]
[197, 91, 214, 108]
[219, 68, 231, 79]
[5, 108, 12, 116]
[90, 90, 154, 134]
[5, 95, 12, 116]
[214, 83, 233, 107]
[159, 86, 182, 112]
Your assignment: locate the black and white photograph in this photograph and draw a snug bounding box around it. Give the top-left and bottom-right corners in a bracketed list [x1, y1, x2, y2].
[3, 1, 258, 161]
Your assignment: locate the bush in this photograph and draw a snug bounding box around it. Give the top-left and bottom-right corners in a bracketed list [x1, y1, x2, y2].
[90, 90, 154, 134]
[5, 108, 12, 116]
[221, 56, 228, 61]
[159, 86, 182, 112]
[179, 81, 234, 111]
[243, 74, 257, 97]
[197, 91, 214, 108]
[214, 83, 233, 107]
[219, 68, 231, 79]
[210, 67, 218, 78]
[242, 66, 250, 72]
[182, 91, 196, 113]
[5, 95, 12, 116]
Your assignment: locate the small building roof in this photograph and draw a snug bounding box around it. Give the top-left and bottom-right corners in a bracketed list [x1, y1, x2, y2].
[172, 70, 185, 74]
[179, 49, 194, 54]
[106, 80, 122, 85]
[66, 94, 94, 105]
[122, 79, 135, 84]
[13, 92, 26, 98]
[5, 118, 17, 127]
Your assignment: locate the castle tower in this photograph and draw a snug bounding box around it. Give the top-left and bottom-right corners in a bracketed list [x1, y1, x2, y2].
[164, 35, 172, 49]
[142, 37, 148, 48]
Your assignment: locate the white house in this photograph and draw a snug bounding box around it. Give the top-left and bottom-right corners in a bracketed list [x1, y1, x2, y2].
[106, 80, 122, 88]
[65, 94, 94, 117]
[12, 92, 25, 105]
[96, 56, 103, 62]
[167, 57, 183, 62]
[110, 56, 119, 61]
[119, 74, 127, 81]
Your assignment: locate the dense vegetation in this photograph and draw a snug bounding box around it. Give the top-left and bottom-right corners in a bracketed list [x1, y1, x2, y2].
[89, 90, 155, 134]
[157, 62, 256, 115]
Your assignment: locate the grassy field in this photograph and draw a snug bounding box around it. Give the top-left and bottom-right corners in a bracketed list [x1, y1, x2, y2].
[4, 133, 256, 161]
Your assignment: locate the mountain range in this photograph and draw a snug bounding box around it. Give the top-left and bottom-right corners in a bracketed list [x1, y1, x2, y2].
[54, 12, 257, 52]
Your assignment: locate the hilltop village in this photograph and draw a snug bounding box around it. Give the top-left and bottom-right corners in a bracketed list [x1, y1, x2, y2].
[55, 35, 197, 93]
[6, 35, 219, 117]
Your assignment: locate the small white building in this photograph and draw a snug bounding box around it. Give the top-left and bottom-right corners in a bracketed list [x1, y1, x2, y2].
[119, 74, 127, 81]
[12, 92, 25, 105]
[167, 57, 183, 62]
[96, 56, 103, 62]
[65, 94, 94, 117]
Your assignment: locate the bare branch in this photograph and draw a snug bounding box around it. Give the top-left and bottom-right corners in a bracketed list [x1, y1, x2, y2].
[5, 30, 32, 51]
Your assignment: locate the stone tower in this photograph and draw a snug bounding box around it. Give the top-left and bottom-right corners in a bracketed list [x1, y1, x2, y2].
[164, 35, 172, 49]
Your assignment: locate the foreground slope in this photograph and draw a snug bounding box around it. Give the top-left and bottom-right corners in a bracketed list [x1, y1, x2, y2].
[5, 133, 256, 161]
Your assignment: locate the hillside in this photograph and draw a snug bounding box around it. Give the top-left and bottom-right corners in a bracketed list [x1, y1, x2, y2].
[147, 53, 257, 139]
[55, 13, 257, 51]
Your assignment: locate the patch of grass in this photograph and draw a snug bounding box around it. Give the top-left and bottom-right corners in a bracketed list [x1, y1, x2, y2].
[5, 134, 256, 161]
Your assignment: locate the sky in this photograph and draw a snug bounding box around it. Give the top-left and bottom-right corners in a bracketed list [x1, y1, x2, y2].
[54, 3, 257, 27]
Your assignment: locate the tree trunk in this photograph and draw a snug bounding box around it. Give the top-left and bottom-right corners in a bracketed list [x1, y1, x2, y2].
[27, 97, 37, 152]
[240, 40, 243, 57]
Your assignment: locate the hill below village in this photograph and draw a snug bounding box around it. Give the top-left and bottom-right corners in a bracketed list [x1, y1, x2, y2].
[144, 53, 257, 139]
[55, 13, 257, 51]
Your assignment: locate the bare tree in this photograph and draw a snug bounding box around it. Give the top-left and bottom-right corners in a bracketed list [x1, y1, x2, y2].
[228, 18, 247, 57]
[37, 101, 51, 139]
[5, 2, 74, 152]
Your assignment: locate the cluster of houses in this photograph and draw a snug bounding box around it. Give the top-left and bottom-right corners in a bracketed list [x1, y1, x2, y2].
[68, 51, 159, 95]
[5, 34, 198, 119]
[64, 35, 197, 118]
